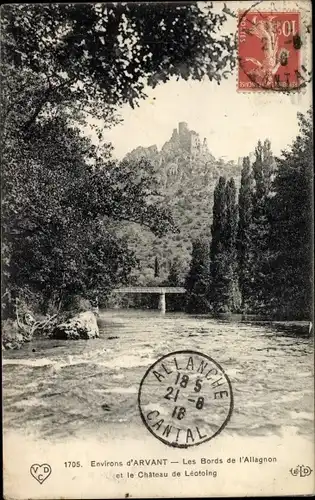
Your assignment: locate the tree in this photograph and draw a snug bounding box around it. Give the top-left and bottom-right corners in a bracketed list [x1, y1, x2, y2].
[210, 176, 227, 264]
[1, 3, 237, 319]
[237, 156, 254, 311]
[167, 259, 181, 287]
[224, 178, 239, 310]
[209, 176, 226, 312]
[247, 139, 275, 312]
[209, 177, 238, 313]
[269, 109, 313, 319]
[1, 3, 236, 139]
[154, 256, 160, 278]
[165, 258, 185, 311]
[185, 238, 210, 313]
[1, 116, 174, 316]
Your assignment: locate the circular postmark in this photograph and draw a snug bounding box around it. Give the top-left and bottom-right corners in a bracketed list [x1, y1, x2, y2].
[138, 350, 233, 448]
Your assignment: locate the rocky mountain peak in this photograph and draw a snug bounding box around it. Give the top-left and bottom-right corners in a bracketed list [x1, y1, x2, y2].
[122, 123, 242, 284]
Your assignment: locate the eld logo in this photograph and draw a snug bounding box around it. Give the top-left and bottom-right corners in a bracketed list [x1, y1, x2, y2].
[290, 465, 313, 478]
[30, 463, 52, 484]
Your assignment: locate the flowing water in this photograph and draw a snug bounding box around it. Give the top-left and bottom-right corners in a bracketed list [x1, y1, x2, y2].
[3, 310, 314, 442]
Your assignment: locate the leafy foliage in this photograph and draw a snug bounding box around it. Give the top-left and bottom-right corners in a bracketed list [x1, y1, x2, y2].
[235, 116, 312, 319]
[1, 3, 236, 136]
[268, 109, 313, 319]
[185, 238, 210, 313]
[163, 258, 185, 311]
[237, 156, 254, 310]
[180, 111, 312, 320]
[2, 116, 175, 315]
[154, 257, 160, 278]
[209, 177, 239, 313]
[246, 140, 275, 312]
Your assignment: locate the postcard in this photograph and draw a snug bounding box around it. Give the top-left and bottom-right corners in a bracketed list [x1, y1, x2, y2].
[2, 1, 314, 498]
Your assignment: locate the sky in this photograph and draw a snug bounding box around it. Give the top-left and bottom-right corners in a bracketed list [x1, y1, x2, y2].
[86, 0, 312, 163]
[97, 74, 311, 162]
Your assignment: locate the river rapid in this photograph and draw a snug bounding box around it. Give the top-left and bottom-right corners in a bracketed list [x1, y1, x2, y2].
[3, 309, 314, 440]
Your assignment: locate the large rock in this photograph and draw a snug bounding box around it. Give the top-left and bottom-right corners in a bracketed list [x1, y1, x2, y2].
[2, 320, 29, 350]
[52, 311, 99, 340]
[2, 331, 25, 350]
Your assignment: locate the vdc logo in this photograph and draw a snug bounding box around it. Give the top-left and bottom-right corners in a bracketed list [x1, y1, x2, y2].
[290, 465, 313, 478]
[30, 463, 52, 484]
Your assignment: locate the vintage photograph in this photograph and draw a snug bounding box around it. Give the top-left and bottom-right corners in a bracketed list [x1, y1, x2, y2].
[2, 1, 314, 498]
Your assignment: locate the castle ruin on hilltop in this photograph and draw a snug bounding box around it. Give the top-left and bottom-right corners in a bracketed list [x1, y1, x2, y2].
[170, 122, 209, 157]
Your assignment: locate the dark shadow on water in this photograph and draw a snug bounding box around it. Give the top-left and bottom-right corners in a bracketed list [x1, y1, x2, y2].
[252, 322, 313, 338]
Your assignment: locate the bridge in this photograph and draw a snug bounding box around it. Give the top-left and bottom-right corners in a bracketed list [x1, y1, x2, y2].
[112, 287, 186, 314]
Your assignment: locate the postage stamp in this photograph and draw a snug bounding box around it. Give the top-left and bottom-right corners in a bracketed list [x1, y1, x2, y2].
[138, 350, 233, 448]
[238, 11, 302, 91]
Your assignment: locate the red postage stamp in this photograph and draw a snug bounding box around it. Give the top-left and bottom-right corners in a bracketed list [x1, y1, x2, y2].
[238, 11, 302, 91]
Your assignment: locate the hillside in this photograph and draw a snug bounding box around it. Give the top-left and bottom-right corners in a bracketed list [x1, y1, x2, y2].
[122, 122, 242, 285]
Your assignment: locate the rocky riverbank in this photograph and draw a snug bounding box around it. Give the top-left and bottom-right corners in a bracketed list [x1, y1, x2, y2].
[2, 319, 32, 350]
[2, 310, 99, 350]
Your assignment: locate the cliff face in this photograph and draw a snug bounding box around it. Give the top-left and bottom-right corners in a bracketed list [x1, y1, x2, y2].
[123, 123, 242, 285]
[125, 122, 219, 191]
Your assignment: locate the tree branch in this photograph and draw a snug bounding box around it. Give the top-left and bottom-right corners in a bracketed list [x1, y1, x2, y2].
[21, 75, 78, 132]
[22, 82, 53, 132]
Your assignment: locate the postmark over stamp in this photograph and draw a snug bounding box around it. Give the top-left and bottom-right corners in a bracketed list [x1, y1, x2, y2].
[138, 350, 233, 448]
[238, 10, 303, 91]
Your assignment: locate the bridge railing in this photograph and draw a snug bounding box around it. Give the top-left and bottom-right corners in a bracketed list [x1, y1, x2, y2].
[112, 287, 186, 294]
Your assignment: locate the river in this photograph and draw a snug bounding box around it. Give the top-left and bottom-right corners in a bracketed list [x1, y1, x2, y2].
[3, 310, 314, 498]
